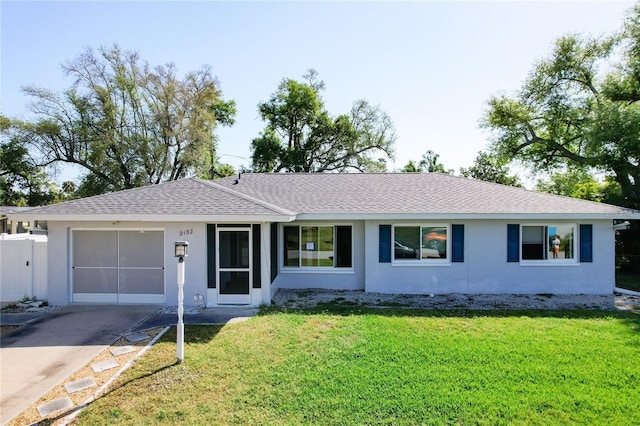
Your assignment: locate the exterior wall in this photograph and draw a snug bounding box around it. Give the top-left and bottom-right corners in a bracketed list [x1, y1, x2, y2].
[364, 220, 615, 295]
[46, 220, 272, 307]
[272, 220, 365, 291]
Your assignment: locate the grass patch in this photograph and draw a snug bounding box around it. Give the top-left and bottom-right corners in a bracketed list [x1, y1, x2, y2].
[76, 307, 639, 425]
[616, 269, 640, 292]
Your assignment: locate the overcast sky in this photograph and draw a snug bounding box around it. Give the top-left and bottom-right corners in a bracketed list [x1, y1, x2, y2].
[1, 1, 634, 182]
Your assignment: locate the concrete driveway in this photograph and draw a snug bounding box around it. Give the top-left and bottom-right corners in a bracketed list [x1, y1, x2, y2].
[0, 304, 159, 425]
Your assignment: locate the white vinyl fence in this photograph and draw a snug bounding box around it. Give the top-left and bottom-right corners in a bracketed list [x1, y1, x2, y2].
[0, 234, 48, 302]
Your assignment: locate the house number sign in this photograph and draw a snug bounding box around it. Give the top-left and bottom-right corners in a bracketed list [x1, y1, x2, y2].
[179, 228, 194, 237]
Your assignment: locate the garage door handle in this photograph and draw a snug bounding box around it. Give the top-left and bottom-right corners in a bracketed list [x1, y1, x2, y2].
[26, 261, 29, 266]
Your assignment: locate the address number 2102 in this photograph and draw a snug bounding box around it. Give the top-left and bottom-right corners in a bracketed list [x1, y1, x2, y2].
[179, 229, 194, 237]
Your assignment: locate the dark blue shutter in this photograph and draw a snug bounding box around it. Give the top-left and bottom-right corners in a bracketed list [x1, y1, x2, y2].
[252, 224, 261, 288]
[452, 224, 464, 262]
[580, 224, 593, 263]
[379, 225, 391, 263]
[270, 223, 278, 283]
[335, 226, 353, 268]
[207, 224, 216, 288]
[507, 224, 520, 262]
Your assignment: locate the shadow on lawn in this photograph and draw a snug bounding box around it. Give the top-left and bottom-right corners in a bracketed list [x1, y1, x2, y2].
[259, 303, 640, 332]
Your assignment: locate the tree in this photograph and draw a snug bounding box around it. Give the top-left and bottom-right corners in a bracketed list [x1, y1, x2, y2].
[534, 168, 621, 203]
[0, 137, 57, 206]
[483, 5, 640, 208]
[251, 70, 395, 173]
[459, 151, 522, 187]
[401, 150, 453, 174]
[8, 45, 236, 195]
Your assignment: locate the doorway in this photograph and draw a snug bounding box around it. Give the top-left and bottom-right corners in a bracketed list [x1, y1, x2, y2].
[217, 228, 251, 304]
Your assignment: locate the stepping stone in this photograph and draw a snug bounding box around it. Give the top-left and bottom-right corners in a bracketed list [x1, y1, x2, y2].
[65, 377, 96, 394]
[37, 396, 73, 417]
[126, 332, 150, 342]
[110, 345, 136, 357]
[91, 359, 119, 373]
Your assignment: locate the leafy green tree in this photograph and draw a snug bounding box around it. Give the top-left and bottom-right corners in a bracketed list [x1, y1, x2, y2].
[251, 70, 395, 172]
[401, 150, 453, 174]
[459, 151, 521, 187]
[535, 169, 621, 203]
[9, 44, 235, 195]
[0, 138, 57, 206]
[483, 5, 640, 208]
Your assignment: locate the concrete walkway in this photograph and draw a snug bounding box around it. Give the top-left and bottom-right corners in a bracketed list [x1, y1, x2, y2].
[0, 304, 159, 425]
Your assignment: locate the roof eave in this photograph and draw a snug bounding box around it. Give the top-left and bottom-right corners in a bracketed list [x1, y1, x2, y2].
[294, 212, 636, 221]
[7, 213, 297, 223]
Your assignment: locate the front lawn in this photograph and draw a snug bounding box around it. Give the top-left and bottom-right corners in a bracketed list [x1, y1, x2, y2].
[76, 308, 639, 425]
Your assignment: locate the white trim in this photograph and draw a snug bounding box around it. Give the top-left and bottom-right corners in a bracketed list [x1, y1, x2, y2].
[11, 213, 296, 223]
[295, 213, 635, 220]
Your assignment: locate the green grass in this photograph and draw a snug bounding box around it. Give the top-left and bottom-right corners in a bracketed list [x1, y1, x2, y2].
[616, 269, 640, 292]
[76, 308, 640, 425]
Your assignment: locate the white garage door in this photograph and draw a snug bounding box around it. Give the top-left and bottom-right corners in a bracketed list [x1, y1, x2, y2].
[72, 230, 165, 303]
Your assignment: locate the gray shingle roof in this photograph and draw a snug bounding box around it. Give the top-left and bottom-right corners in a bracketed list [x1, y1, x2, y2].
[14, 173, 639, 220]
[20, 178, 294, 219]
[215, 173, 638, 218]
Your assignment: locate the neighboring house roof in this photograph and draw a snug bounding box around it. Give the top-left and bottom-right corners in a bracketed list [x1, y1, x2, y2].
[9, 173, 639, 222]
[0, 206, 34, 215]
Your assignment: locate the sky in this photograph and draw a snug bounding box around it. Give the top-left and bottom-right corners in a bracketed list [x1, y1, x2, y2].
[1, 1, 635, 184]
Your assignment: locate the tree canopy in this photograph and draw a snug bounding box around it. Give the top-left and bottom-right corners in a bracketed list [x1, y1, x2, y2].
[4, 45, 236, 196]
[483, 5, 640, 208]
[251, 70, 395, 173]
[459, 151, 522, 187]
[401, 150, 453, 174]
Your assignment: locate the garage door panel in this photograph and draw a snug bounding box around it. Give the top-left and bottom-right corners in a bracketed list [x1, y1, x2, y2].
[72, 230, 165, 303]
[119, 231, 164, 268]
[73, 268, 118, 293]
[73, 231, 118, 267]
[119, 269, 164, 294]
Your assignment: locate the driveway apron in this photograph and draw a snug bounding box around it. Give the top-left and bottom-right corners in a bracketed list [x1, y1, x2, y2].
[0, 304, 159, 424]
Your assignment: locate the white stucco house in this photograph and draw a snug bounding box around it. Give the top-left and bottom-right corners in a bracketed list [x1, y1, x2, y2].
[8, 173, 639, 307]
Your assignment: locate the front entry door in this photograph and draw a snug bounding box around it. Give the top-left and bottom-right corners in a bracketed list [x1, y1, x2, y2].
[217, 228, 252, 304]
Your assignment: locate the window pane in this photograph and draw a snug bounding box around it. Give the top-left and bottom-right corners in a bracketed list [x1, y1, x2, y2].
[219, 271, 250, 295]
[283, 226, 299, 267]
[301, 226, 334, 267]
[422, 226, 447, 259]
[219, 231, 250, 268]
[548, 225, 574, 260]
[394, 226, 420, 260]
[522, 226, 545, 260]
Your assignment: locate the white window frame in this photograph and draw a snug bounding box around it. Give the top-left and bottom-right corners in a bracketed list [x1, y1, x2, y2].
[520, 223, 578, 266]
[281, 223, 354, 272]
[392, 223, 451, 265]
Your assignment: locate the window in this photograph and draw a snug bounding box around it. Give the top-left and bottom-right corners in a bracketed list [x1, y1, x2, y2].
[283, 225, 352, 268]
[393, 225, 448, 261]
[521, 225, 575, 261]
